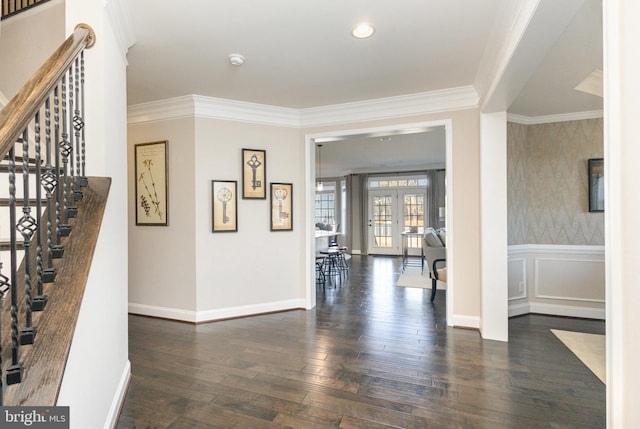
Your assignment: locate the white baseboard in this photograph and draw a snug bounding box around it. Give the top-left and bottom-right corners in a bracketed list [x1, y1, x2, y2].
[508, 302, 530, 317]
[529, 302, 605, 320]
[104, 360, 131, 429]
[129, 299, 307, 323]
[351, 249, 362, 255]
[451, 314, 480, 329]
[128, 303, 197, 322]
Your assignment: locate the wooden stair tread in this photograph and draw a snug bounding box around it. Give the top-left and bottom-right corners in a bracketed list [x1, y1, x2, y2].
[1, 176, 111, 406]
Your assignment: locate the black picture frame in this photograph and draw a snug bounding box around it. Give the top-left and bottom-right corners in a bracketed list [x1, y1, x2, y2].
[588, 158, 604, 212]
[212, 180, 238, 232]
[270, 182, 293, 231]
[242, 148, 266, 199]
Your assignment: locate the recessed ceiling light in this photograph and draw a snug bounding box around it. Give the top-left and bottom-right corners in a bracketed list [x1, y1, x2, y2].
[352, 23, 375, 39]
[228, 53, 245, 66]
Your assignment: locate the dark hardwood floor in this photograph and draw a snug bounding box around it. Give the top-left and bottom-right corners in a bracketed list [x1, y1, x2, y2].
[117, 256, 605, 429]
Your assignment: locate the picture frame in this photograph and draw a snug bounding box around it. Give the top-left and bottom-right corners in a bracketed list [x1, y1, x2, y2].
[135, 141, 168, 226]
[242, 148, 266, 199]
[588, 158, 604, 212]
[212, 180, 238, 232]
[270, 182, 293, 231]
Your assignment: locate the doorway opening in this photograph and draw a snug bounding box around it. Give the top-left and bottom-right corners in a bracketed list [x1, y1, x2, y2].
[305, 119, 454, 325]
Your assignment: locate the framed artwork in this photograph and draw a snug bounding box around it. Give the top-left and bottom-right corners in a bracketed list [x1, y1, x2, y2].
[242, 148, 266, 199]
[212, 180, 238, 232]
[588, 158, 604, 212]
[270, 182, 293, 231]
[135, 141, 168, 226]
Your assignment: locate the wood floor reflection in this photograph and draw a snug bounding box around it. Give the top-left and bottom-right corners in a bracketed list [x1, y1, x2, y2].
[117, 255, 605, 428]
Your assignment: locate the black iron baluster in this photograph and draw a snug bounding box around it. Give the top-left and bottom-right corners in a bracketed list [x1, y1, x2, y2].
[72, 56, 85, 199]
[78, 51, 88, 188]
[18, 129, 38, 345]
[0, 263, 10, 404]
[33, 110, 47, 311]
[66, 65, 77, 219]
[58, 70, 72, 238]
[43, 95, 59, 275]
[6, 146, 23, 385]
[52, 84, 65, 258]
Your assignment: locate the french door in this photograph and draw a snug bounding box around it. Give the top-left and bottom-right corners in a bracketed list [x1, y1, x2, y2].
[367, 189, 426, 255]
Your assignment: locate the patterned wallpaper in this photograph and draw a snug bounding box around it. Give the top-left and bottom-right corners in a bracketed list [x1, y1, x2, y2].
[507, 118, 604, 245]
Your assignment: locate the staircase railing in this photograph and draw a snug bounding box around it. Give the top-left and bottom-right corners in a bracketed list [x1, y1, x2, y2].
[1, 0, 50, 20]
[0, 23, 95, 405]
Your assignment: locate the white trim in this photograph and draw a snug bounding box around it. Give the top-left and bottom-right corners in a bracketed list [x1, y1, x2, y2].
[105, 0, 136, 64]
[128, 299, 306, 323]
[128, 87, 478, 128]
[127, 95, 196, 124]
[508, 302, 530, 317]
[451, 314, 480, 329]
[0, 89, 8, 107]
[194, 299, 306, 323]
[507, 110, 604, 125]
[508, 257, 527, 301]
[128, 302, 197, 322]
[534, 257, 606, 303]
[529, 302, 606, 320]
[193, 95, 301, 127]
[103, 360, 131, 429]
[299, 86, 478, 127]
[510, 243, 605, 255]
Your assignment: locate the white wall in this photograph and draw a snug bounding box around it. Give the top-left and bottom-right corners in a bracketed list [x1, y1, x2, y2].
[194, 117, 304, 319]
[0, 0, 65, 98]
[56, 1, 132, 429]
[604, 0, 640, 426]
[128, 117, 197, 319]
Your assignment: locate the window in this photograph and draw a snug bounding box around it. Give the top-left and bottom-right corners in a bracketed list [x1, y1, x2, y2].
[315, 183, 336, 225]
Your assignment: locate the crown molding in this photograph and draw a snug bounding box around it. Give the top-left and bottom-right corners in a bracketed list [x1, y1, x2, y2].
[299, 86, 479, 127]
[192, 95, 301, 127]
[507, 110, 604, 125]
[128, 87, 479, 127]
[105, 0, 136, 63]
[127, 95, 196, 124]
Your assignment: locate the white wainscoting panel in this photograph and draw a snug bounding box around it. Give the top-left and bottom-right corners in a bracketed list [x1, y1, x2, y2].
[508, 245, 605, 319]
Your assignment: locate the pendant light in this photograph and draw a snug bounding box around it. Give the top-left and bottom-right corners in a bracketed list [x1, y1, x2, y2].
[316, 144, 323, 191]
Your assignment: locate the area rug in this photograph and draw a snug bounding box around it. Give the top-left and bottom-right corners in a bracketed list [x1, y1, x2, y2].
[551, 329, 606, 383]
[396, 270, 430, 289]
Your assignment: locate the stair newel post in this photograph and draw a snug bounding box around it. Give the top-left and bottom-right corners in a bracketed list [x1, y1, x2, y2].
[18, 130, 38, 345]
[6, 146, 23, 385]
[33, 109, 47, 312]
[72, 56, 85, 199]
[58, 70, 72, 238]
[66, 64, 77, 219]
[43, 95, 58, 277]
[79, 51, 87, 188]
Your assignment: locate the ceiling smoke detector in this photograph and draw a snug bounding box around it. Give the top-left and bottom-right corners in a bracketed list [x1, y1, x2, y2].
[229, 53, 245, 66]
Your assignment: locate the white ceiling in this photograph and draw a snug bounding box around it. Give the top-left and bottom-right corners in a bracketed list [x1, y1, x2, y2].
[126, 0, 603, 176]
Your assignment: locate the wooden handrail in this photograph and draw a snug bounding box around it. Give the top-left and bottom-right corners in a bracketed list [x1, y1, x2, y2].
[0, 23, 95, 161]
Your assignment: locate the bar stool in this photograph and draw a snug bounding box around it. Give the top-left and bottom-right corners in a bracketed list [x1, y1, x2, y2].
[335, 245, 349, 277]
[320, 247, 341, 284]
[315, 255, 326, 287]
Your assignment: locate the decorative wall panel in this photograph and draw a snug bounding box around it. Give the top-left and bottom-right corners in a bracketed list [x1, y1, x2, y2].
[507, 119, 604, 246]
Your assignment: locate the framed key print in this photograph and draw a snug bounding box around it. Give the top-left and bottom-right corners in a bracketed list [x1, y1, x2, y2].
[242, 148, 266, 199]
[212, 180, 238, 232]
[270, 182, 293, 231]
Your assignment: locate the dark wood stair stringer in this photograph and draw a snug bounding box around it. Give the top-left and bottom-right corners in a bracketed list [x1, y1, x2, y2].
[1, 176, 111, 405]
